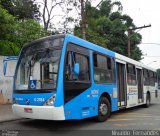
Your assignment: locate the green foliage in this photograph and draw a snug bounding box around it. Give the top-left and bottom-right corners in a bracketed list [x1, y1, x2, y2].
[0, 6, 47, 56]
[0, 0, 40, 20]
[74, 0, 142, 61]
[0, 6, 17, 55]
[14, 20, 48, 49]
[100, 0, 122, 17]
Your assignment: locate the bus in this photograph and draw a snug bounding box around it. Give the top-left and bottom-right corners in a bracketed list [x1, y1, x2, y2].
[5, 34, 158, 122]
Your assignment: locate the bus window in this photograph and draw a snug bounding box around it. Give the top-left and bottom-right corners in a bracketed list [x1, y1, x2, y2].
[65, 51, 90, 82]
[65, 52, 73, 80]
[15, 48, 62, 91]
[154, 72, 157, 83]
[75, 53, 90, 81]
[93, 53, 113, 83]
[149, 71, 155, 86]
[143, 69, 150, 86]
[127, 64, 136, 85]
[64, 45, 91, 103]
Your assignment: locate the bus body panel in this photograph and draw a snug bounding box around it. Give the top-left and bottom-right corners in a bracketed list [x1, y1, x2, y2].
[12, 104, 65, 120]
[126, 85, 138, 108]
[53, 38, 66, 107]
[64, 84, 118, 120]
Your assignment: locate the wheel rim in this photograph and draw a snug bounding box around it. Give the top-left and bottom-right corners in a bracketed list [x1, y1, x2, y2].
[99, 103, 108, 116]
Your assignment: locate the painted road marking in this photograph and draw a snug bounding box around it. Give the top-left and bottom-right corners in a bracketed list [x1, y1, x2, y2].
[108, 118, 134, 121]
[113, 124, 129, 127]
[113, 123, 155, 127]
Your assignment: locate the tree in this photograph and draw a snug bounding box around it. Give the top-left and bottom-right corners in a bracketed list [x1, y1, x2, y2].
[0, 5, 17, 55]
[0, 6, 47, 56]
[13, 19, 48, 51]
[74, 0, 143, 61]
[0, 0, 40, 20]
[99, 0, 123, 17]
[39, 0, 64, 31]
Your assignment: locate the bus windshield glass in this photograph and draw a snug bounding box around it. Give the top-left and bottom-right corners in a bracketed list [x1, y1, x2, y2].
[15, 37, 64, 93]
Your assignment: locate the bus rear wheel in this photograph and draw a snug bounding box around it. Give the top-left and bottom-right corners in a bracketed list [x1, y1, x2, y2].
[96, 96, 111, 122]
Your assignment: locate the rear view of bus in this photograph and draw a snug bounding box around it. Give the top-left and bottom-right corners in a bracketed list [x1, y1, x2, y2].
[13, 35, 66, 120]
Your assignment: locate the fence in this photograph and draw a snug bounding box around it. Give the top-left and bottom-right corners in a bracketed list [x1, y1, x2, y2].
[0, 56, 17, 104]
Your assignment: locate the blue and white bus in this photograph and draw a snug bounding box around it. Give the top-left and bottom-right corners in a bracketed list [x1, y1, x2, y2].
[8, 34, 158, 122]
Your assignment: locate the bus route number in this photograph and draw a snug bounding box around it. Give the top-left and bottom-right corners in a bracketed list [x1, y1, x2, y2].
[34, 98, 45, 102]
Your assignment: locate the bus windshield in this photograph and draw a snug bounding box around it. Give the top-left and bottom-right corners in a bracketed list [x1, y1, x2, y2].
[15, 37, 63, 93]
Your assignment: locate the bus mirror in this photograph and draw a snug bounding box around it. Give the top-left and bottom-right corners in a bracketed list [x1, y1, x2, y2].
[73, 63, 80, 76]
[3, 61, 7, 76]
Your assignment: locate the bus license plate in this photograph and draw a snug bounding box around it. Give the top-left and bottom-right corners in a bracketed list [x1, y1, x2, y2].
[24, 108, 33, 113]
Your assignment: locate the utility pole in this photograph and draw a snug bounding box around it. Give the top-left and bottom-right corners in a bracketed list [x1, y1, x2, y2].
[127, 24, 151, 57]
[81, 0, 86, 40]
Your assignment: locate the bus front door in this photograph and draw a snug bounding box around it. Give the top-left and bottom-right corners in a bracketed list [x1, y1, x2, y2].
[117, 62, 126, 108]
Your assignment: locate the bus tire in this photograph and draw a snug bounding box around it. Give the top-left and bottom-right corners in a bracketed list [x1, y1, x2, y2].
[96, 96, 111, 122]
[144, 93, 150, 108]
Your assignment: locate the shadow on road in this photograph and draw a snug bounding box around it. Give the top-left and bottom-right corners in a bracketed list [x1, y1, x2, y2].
[18, 102, 158, 131]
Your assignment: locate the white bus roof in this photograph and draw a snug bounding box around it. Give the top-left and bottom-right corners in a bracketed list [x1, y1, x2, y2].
[115, 53, 156, 72]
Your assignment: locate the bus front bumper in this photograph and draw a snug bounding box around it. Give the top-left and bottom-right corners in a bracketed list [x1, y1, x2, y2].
[12, 104, 65, 120]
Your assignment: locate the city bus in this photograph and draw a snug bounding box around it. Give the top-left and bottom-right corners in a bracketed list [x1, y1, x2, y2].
[5, 34, 158, 122]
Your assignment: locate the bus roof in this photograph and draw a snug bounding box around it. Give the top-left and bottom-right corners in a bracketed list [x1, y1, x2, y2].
[115, 53, 156, 72]
[21, 33, 156, 72]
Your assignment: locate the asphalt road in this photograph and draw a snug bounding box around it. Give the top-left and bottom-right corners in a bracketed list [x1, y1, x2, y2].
[0, 98, 160, 135]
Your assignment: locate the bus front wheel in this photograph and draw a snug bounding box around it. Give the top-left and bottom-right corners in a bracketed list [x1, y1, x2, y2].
[96, 96, 111, 122]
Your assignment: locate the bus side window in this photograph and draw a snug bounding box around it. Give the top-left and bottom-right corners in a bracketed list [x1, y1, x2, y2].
[65, 51, 90, 82]
[127, 64, 136, 85]
[93, 53, 113, 83]
[74, 53, 90, 81]
[149, 71, 155, 86]
[143, 69, 149, 86]
[154, 72, 157, 83]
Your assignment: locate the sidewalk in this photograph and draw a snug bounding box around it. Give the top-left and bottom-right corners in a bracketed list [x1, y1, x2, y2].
[0, 104, 21, 123]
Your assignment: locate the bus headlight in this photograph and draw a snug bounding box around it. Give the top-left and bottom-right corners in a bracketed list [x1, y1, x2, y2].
[44, 95, 56, 106]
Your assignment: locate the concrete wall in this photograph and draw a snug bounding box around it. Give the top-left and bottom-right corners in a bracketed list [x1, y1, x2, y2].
[0, 56, 17, 104]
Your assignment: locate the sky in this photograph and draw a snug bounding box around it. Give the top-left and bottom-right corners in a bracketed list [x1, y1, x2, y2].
[115, 0, 160, 69]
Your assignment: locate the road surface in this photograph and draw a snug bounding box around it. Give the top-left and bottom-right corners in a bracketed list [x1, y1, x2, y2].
[0, 98, 160, 135]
